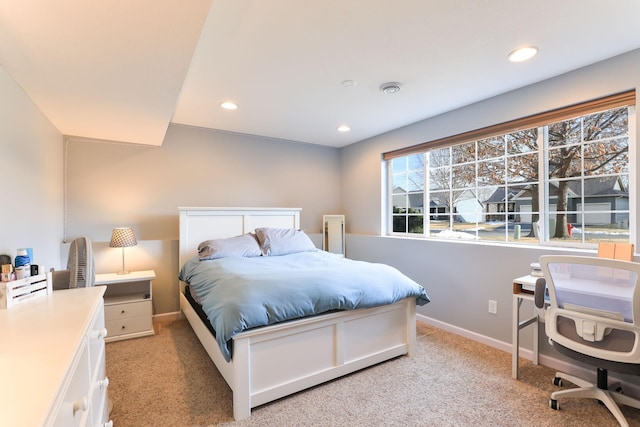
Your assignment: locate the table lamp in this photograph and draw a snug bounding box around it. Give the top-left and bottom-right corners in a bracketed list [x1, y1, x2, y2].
[109, 227, 137, 274]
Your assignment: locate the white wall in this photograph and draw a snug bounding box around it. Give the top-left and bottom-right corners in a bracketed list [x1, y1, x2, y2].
[0, 66, 63, 270]
[341, 49, 640, 368]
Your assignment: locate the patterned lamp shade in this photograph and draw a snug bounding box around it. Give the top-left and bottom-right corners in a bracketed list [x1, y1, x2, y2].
[109, 227, 137, 248]
[110, 227, 137, 274]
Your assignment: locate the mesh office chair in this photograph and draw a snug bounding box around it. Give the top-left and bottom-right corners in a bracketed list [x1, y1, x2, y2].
[535, 255, 640, 427]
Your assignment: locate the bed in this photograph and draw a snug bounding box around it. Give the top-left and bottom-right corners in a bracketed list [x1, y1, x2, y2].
[178, 207, 428, 420]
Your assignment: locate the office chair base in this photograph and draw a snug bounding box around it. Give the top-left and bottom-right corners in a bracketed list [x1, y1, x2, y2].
[551, 371, 640, 427]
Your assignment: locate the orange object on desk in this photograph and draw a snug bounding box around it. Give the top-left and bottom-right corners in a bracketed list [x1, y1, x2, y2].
[597, 243, 634, 261]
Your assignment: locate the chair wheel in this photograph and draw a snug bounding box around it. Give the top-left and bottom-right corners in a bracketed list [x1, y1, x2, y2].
[550, 399, 560, 410]
[553, 377, 563, 387]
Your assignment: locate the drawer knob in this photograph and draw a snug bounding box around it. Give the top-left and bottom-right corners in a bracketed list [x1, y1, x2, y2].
[120, 309, 125, 314]
[99, 377, 110, 390]
[73, 397, 88, 414]
[92, 328, 108, 339]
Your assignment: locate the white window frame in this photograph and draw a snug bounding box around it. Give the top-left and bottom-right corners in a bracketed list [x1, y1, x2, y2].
[386, 106, 636, 249]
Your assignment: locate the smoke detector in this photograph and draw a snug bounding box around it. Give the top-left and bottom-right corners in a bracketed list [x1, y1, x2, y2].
[380, 82, 401, 94]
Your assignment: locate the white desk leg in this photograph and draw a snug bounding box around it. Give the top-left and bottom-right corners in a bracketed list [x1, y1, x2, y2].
[512, 295, 520, 379]
[533, 308, 539, 366]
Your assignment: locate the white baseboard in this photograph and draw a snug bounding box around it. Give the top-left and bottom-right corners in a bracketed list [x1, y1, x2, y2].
[153, 310, 182, 323]
[417, 313, 640, 399]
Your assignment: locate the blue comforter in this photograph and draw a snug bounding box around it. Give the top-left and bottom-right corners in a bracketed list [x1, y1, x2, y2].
[178, 250, 430, 361]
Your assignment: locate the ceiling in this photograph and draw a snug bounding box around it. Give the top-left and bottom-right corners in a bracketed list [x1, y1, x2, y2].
[2, 1, 640, 148]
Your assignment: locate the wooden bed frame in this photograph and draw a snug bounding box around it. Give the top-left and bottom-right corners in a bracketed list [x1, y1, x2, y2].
[178, 207, 417, 420]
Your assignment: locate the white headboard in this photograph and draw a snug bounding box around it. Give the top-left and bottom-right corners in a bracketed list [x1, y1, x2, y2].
[178, 207, 301, 269]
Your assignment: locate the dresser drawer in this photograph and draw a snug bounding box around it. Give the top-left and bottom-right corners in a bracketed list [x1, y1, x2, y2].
[105, 300, 151, 320]
[106, 315, 153, 338]
[54, 338, 91, 427]
[88, 304, 107, 369]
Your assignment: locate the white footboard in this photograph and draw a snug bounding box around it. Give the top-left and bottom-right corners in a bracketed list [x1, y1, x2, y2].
[181, 292, 416, 420]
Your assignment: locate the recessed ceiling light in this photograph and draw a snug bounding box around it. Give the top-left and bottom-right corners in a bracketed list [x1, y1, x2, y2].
[341, 80, 357, 88]
[337, 125, 351, 132]
[380, 82, 401, 94]
[508, 46, 538, 62]
[220, 101, 238, 110]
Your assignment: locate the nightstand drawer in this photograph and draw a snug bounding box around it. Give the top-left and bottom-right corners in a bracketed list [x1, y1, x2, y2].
[106, 315, 153, 337]
[105, 300, 151, 320]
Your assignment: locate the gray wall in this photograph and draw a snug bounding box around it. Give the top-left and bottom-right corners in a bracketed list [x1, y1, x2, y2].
[341, 49, 640, 366]
[0, 65, 64, 269]
[64, 124, 341, 313]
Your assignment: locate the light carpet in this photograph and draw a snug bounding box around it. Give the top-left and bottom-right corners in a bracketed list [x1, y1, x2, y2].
[105, 318, 640, 426]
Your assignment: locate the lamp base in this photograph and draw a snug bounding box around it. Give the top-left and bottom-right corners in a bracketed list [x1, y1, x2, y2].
[116, 270, 130, 275]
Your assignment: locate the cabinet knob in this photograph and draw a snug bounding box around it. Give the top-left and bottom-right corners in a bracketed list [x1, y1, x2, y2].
[98, 377, 110, 390]
[121, 309, 126, 314]
[73, 397, 88, 414]
[93, 328, 108, 339]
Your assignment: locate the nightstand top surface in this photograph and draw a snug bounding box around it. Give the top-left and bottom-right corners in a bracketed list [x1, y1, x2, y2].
[95, 269, 156, 284]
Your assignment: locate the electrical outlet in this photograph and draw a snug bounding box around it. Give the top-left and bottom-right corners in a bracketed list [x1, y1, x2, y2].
[488, 300, 498, 314]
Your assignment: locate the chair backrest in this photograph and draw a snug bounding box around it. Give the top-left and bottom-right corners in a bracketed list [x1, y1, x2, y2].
[540, 255, 640, 364]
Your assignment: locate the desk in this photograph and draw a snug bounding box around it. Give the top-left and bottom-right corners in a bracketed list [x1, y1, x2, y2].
[512, 274, 541, 379]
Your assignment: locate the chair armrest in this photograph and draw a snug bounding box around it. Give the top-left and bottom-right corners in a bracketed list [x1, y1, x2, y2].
[534, 278, 546, 308]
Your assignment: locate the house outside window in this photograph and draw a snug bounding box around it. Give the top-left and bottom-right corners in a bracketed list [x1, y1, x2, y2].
[387, 96, 634, 247]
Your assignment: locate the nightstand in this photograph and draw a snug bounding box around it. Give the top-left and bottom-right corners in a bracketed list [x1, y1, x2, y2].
[95, 270, 155, 342]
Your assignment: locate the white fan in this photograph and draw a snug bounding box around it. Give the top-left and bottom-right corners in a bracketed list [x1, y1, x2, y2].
[68, 237, 95, 288]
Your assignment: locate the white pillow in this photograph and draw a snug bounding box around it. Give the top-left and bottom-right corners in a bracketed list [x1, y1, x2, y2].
[254, 228, 317, 256]
[197, 233, 262, 260]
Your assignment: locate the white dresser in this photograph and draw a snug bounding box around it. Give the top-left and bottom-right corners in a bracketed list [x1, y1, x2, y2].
[0, 286, 110, 427]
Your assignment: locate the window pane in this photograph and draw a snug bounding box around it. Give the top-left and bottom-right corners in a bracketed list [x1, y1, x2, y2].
[507, 153, 538, 183]
[507, 129, 538, 154]
[549, 118, 581, 147]
[453, 190, 482, 224]
[430, 147, 450, 167]
[583, 108, 628, 140]
[407, 215, 424, 234]
[429, 217, 450, 237]
[483, 185, 503, 222]
[451, 163, 475, 188]
[393, 215, 407, 233]
[582, 139, 629, 176]
[548, 145, 581, 178]
[546, 213, 581, 242]
[407, 170, 424, 191]
[408, 191, 424, 212]
[477, 160, 504, 186]
[430, 191, 449, 220]
[392, 189, 408, 213]
[408, 153, 424, 169]
[477, 137, 504, 160]
[452, 142, 475, 164]
[392, 173, 408, 191]
[392, 157, 407, 172]
[429, 167, 450, 190]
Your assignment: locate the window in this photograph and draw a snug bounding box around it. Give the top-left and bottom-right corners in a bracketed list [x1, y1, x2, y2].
[386, 93, 634, 247]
